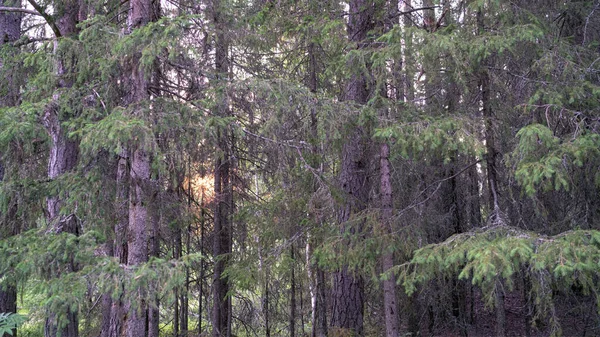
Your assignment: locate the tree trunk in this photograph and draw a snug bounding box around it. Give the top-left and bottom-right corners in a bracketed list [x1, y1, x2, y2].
[290, 246, 296, 337]
[0, 0, 21, 108]
[127, 148, 150, 337]
[306, 39, 328, 337]
[380, 142, 399, 337]
[122, 0, 157, 335]
[198, 190, 206, 336]
[148, 202, 160, 337]
[212, 0, 232, 335]
[330, 0, 374, 335]
[42, 2, 81, 335]
[105, 152, 129, 337]
[477, 8, 504, 337]
[495, 280, 506, 337]
[0, 3, 20, 336]
[0, 289, 16, 337]
[402, 0, 414, 103]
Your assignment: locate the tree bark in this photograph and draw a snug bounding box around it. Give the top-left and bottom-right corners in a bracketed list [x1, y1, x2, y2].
[477, 8, 504, 337]
[330, 1, 375, 335]
[0, 0, 21, 108]
[127, 148, 150, 337]
[42, 1, 81, 335]
[0, 2, 20, 336]
[380, 142, 399, 337]
[306, 38, 328, 337]
[289, 246, 296, 337]
[148, 201, 160, 337]
[102, 151, 129, 337]
[123, 0, 157, 336]
[211, 0, 232, 335]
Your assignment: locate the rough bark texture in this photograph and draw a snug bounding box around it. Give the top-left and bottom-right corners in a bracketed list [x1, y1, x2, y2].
[330, 1, 374, 335]
[0, 3, 20, 336]
[123, 0, 156, 336]
[380, 142, 399, 337]
[127, 148, 150, 337]
[42, 1, 81, 335]
[212, 0, 232, 335]
[101, 152, 129, 337]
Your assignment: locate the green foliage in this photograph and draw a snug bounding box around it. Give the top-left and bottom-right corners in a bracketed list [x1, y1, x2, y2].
[403, 227, 600, 322]
[78, 107, 155, 156]
[374, 115, 483, 162]
[0, 313, 27, 336]
[513, 124, 600, 195]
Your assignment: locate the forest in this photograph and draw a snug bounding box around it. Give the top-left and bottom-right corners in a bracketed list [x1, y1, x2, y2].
[1, 0, 600, 336]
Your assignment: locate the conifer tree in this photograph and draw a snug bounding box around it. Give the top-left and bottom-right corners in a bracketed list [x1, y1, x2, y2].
[0, 1, 20, 336]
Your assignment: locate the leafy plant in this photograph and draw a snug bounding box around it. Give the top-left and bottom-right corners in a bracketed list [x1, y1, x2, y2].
[0, 313, 27, 336]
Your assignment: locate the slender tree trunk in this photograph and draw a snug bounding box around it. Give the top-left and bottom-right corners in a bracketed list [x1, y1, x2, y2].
[148, 201, 160, 337]
[106, 152, 129, 337]
[306, 39, 328, 337]
[380, 3, 400, 333]
[402, 0, 415, 103]
[380, 142, 399, 337]
[0, 3, 20, 336]
[264, 276, 270, 337]
[212, 0, 232, 335]
[182, 221, 190, 337]
[290, 246, 296, 337]
[477, 8, 504, 337]
[175, 229, 181, 337]
[198, 190, 206, 336]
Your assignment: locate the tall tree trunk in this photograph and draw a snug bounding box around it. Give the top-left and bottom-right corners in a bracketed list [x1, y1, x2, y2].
[174, 228, 181, 337]
[380, 142, 399, 337]
[330, 1, 375, 335]
[106, 151, 129, 337]
[127, 148, 150, 337]
[380, 2, 400, 334]
[182, 219, 190, 337]
[402, 0, 415, 103]
[289, 246, 296, 337]
[43, 1, 81, 336]
[212, 0, 232, 335]
[198, 190, 206, 336]
[306, 39, 328, 337]
[0, 2, 21, 336]
[0, 0, 21, 107]
[306, 37, 327, 337]
[148, 200, 160, 337]
[123, 0, 157, 336]
[477, 8, 504, 337]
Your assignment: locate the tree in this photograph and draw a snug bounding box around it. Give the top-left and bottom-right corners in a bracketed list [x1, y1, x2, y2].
[329, 0, 379, 335]
[0, 1, 20, 336]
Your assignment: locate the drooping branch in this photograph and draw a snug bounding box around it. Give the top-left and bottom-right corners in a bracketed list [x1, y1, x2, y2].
[25, 0, 62, 37]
